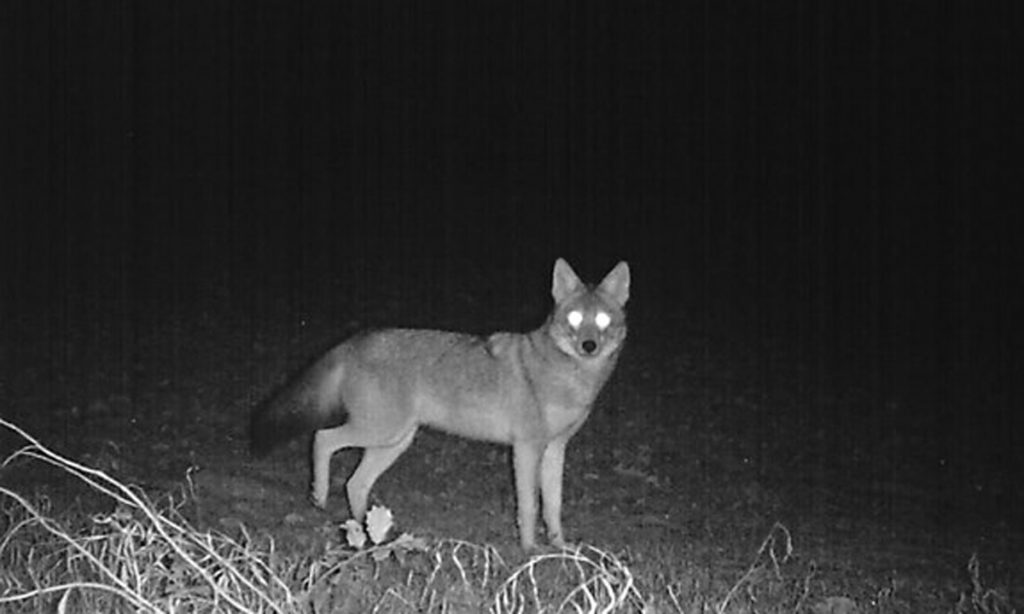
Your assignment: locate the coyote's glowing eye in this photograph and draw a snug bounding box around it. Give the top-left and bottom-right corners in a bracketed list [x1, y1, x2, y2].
[567, 310, 583, 328]
[594, 311, 611, 330]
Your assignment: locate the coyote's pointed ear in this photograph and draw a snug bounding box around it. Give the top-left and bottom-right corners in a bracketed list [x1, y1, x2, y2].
[552, 258, 583, 303]
[598, 261, 630, 306]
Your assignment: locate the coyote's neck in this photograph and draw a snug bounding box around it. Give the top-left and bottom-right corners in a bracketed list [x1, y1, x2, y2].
[524, 326, 623, 408]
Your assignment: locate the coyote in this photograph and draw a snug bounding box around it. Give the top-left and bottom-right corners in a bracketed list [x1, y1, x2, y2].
[251, 258, 630, 551]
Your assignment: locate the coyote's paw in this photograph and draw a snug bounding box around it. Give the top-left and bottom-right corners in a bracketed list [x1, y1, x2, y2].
[549, 536, 580, 552]
[308, 491, 328, 509]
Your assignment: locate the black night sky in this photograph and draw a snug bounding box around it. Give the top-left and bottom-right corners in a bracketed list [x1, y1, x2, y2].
[1, 0, 1023, 582]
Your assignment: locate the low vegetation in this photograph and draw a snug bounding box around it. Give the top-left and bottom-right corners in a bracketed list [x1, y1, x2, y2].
[2, 417, 1016, 613]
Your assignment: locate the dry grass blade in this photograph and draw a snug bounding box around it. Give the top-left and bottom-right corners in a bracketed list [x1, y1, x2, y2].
[0, 417, 298, 613]
[494, 545, 645, 614]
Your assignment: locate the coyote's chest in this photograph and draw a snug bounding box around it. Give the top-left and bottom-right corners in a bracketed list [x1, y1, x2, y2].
[535, 361, 611, 436]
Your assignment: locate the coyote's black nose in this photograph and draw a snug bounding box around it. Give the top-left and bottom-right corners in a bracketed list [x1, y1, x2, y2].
[581, 339, 598, 355]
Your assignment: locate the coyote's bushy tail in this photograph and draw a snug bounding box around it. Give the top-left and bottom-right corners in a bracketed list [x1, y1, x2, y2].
[249, 354, 349, 457]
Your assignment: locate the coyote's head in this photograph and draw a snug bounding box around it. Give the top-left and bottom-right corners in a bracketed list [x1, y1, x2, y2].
[547, 258, 630, 360]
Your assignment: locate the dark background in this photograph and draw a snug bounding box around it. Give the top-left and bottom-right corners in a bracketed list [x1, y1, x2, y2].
[2, 2, 1022, 485]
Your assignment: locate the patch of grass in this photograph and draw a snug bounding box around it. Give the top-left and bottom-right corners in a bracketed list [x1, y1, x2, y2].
[1, 418, 1017, 613]
[1, 418, 296, 613]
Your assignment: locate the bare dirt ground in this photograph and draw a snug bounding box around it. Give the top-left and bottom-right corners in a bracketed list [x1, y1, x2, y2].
[2, 261, 1021, 610]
